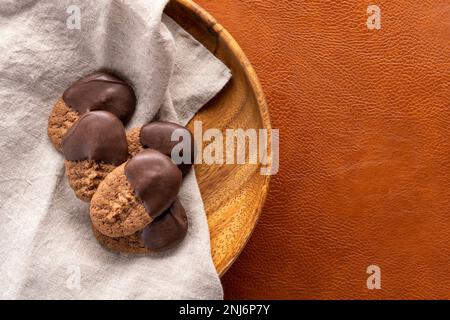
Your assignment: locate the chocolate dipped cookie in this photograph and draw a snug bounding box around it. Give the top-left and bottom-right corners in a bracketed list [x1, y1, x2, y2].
[48, 71, 136, 151]
[126, 121, 195, 175]
[90, 149, 182, 238]
[62, 111, 128, 201]
[92, 199, 188, 253]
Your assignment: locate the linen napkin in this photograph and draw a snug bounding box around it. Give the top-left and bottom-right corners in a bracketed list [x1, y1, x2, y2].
[0, 0, 231, 299]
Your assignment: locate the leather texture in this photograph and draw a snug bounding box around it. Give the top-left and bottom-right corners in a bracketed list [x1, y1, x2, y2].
[196, 0, 450, 299]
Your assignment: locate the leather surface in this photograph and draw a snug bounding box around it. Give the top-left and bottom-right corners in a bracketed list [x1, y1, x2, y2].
[196, 0, 450, 299]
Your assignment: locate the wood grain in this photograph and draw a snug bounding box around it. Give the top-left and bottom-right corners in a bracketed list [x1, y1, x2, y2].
[165, 0, 272, 276]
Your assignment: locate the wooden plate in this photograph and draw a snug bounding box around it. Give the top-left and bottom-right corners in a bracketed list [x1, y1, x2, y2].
[165, 0, 272, 276]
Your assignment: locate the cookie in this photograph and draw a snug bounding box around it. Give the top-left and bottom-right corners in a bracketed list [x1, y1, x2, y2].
[90, 149, 182, 238]
[92, 199, 188, 253]
[47, 98, 79, 151]
[126, 127, 143, 157]
[140, 199, 188, 251]
[127, 121, 195, 175]
[62, 111, 128, 202]
[65, 160, 116, 202]
[92, 225, 148, 253]
[125, 149, 182, 218]
[47, 71, 136, 151]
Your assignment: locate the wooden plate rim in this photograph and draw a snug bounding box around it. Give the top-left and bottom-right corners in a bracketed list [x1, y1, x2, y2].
[172, 0, 272, 276]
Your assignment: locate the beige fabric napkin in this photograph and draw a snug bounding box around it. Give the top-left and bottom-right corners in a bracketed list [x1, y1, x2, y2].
[0, 0, 230, 299]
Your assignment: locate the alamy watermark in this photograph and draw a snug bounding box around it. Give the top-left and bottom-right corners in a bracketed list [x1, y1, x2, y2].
[367, 5, 381, 30]
[66, 5, 81, 30]
[66, 265, 81, 290]
[366, 264, 381, 290]
[171, 121, 279, 176]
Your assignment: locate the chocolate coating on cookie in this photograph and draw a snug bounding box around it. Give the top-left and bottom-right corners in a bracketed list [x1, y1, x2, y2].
[125, 149, 182, 219]
[141, 199, 188, 251]
[140, 122, 195, 175]
[62, 111, 128, 166]
[63, 71, 136, 123]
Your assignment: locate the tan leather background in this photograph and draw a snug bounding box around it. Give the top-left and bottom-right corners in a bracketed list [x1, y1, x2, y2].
[196, 0, 450, 299]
